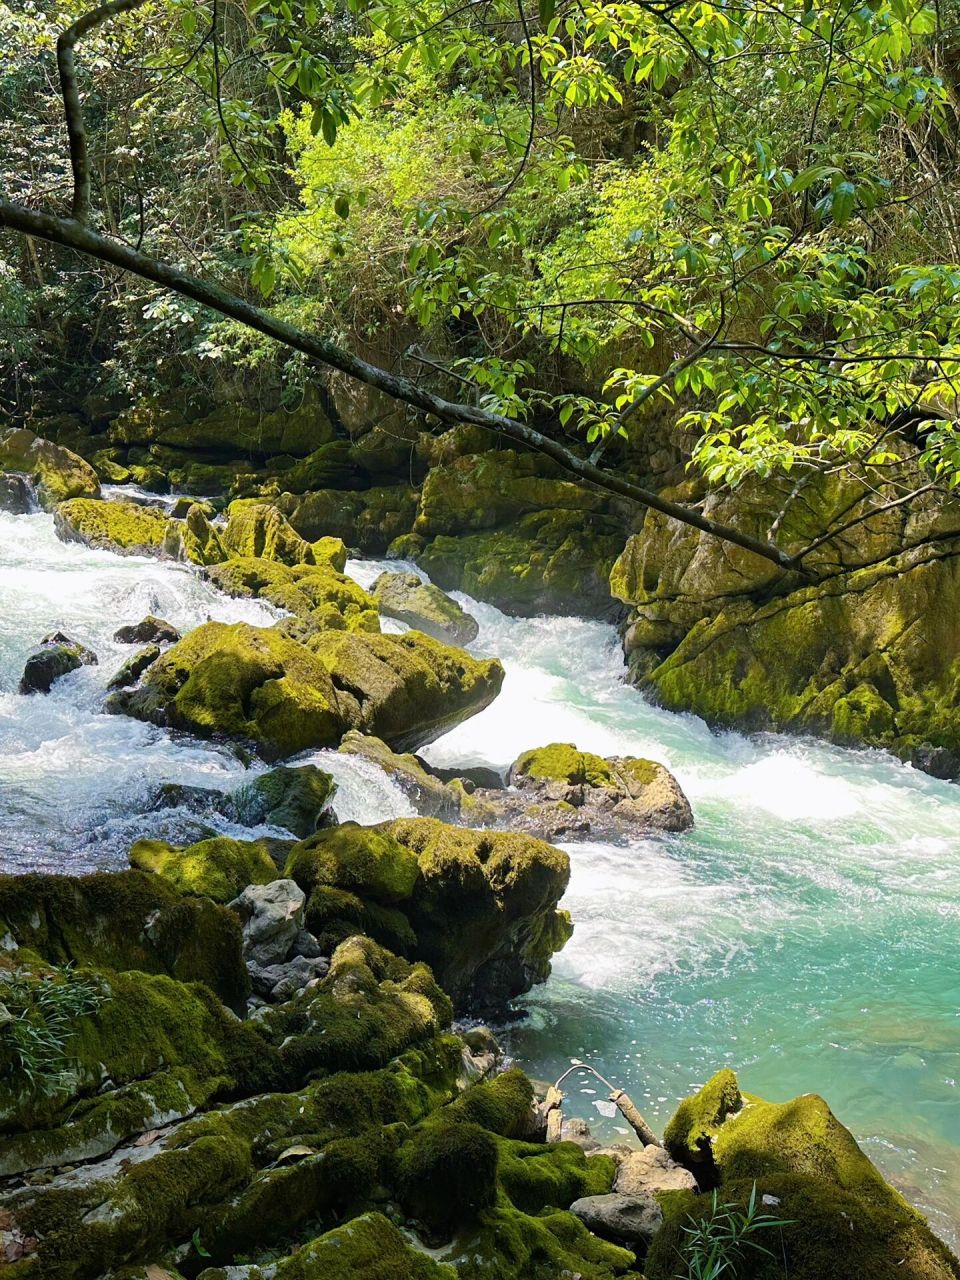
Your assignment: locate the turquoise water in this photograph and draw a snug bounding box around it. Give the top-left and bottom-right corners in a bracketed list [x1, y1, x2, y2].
[420, 600, 960, 1248]
[2, 514, 958, 1245]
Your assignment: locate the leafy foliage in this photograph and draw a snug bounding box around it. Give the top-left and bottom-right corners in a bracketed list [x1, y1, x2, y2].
[674, 1183, 792, 1280]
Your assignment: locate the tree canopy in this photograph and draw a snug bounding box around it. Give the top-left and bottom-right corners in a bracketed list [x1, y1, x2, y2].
[1, 0, 959, 568]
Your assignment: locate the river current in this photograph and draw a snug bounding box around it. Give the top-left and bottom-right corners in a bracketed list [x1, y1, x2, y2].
[2, 505, 958, 1246]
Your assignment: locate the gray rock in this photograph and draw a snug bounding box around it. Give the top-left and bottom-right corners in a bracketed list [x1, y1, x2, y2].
[290, 928, 323, 959]
[371, 570, 480, 645]
[615, 1144, 698, 1196]
[247, 953, 329, 1000]
[562, 1116, 601, 1151]
[113, 615, 181, 645]
[568, 1191, 663, 1246]
[107, 644, 160, 690]
[19, 632, 98, 694]
[0, 472, 35, 514]
[230, 878, 305, 966]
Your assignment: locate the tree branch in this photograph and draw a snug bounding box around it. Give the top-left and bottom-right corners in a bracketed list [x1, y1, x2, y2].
[0, 196, 807, 576]
[57, 0, 150, 223]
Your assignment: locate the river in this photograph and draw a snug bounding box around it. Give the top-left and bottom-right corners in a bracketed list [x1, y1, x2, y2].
[1, 504, 958, 1247]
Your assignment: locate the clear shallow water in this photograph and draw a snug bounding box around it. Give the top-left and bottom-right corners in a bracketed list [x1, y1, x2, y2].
[1, 516, 958, 1244]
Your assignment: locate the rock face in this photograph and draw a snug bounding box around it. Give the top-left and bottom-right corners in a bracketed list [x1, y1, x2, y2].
[399, 450, 629, 617]
[649, 1068, 960, 1280]
[110, 621, 503, 759]
[278, 483, 418, 553]
[284, 816, 573, 1010]
[371, 569, 480, 645]
[613, 468, 960, 775]
[19, 631, 97, 694]
[0, 427, 100, 508]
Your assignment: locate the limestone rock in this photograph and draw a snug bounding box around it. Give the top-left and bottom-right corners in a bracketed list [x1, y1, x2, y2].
[19, 631, 97, 694]
[371, 570, 479, 645]
[0, 427, 100, 509]
[114, 615, 182, 644]
[615, 1144, 697, 1196]
[231, 878, 306, 966]
[569, 1191, 663, 1245]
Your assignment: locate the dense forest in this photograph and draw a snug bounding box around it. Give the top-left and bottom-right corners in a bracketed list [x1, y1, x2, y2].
[3, 0, 960, 1275]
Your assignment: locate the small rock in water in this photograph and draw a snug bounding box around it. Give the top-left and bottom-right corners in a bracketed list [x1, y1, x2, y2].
[107, 644, 160, 690]
[0, 472, 35, 515]
[113, 615, 181, 645]
[19, 632, 97, 695]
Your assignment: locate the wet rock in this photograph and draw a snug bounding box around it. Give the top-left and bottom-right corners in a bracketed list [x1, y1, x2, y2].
[220, 499, 319, 565]
[569, 1191, 663, 1245]
[615, 1144, 697, 1195]
[205, 556, 378, 634]
[230, 878, 306, 966]
[337, 731, 460, 817]
[0, 427, 100, 509]
[229, 764, 337, 838]
[19, 631, 97, 694]
[0, 472, 34, 514]
[107, 644, 160, 690]
[114, 615, 182, 644]
[371, 569, 479, 645]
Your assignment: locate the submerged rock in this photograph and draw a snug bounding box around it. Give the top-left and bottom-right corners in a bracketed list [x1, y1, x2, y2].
[114, 614, 181, 644]
[371, 569, 479, 644]
[338, 730, 461, 818]
[109, 621, 503, 759]
[650, 1068, 960, 1280]
[229, 763, 337, 838]
[19, 631, 97, 694]
[0, 427, 100, 509]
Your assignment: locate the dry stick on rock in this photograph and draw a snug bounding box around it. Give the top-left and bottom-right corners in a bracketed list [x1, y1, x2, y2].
[551, 1060, 661, 1148]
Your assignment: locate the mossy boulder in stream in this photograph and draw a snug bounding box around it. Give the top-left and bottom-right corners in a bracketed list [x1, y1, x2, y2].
[0, 427, 100, 508]
[371, 569, 479, 644]
[111, 621, 502, 758]
[284, 817, 572, 1010]
[648, 1069, 960, 1280]
[55, 496, 172, 556]
[220, 499, 321, 565]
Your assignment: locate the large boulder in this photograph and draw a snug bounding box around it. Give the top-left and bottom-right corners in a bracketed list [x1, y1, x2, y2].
[55, 497, 174, 557]
[284, 816, 572, 1010]
[220, 499, 320, 565]
[0, 427, 100, 508]
[110, 397, 335, 457]
[229, 763, 337, 837]
[613, 468, 960, 775]
[371, 569, 479, 645]
[278, 483, 418, 553]
[129, 836, 280, 903]
[649, 1069, 960, 1280]
[110, 621, 502, 759]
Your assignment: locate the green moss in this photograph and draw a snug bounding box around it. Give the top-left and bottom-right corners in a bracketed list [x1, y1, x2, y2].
[371, 570, 479, 645]
[446, 1067, 535, 1137]
[205, 556, 379, 633]
[221, 500, 319, 565]
[511, 742, 616, 787]
[54, 497, 172, 556]
[0, 870, 247, 1009]
[129, 836, 278, 902]
[231, 764, 337, 838]
[176, 503, 228, 566]
[277, 484, 418, 554]
[663, 1067, 742, 1172]
[0, 427, 100, 508]
[395, 1120, 500, 1231]
[497, 1139, 616, 1215]
[113, 621, 344, 759]
[285, 823, 420, 904]
[311, 535, 348, 572]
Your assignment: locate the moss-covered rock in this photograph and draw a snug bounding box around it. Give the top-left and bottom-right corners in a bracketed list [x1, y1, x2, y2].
[129, 836, 279, 902]
[0, 870, 248, 1009]
[411, 509, 626, 619]
[107, 643, 161, 690]
[338, 731, 461, 818]
[230, 763, 337, 838]
[286, 818, 571, 1011]
[278, 483, 419, 554]
[372, 570, 479, 645]
[649, 1071, 960, 1280]
[220, 500, 319, 565]
[307, 630, 503, 752]
[205, 556, 379, 633]
[0, 964, 273, 1176]
[614, 468, 960, 772]
[0, 427, 100, 508]
[112, 622, 501, 758]
[54, 497, 172, 556]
